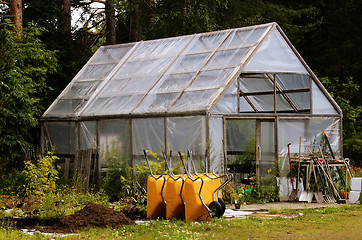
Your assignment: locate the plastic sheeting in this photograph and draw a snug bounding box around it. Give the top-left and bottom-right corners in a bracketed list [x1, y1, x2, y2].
[166, 116, 206, 171]
[80, 121, 97, 149]
[44, 44, 134, 117]
[226, 119, 256, 152]
[312, 81, 338, 114]
[132, 118, 165, 166]
[43, 24, 277, 118]
[209, 117, 224, 174]
[98, 119, 131, 168]
[212, 79, 238, 114]
[243, 29, 308, 74]
[259, 121, 275, 191]
[43, 122, 77, 154]
[277, 117, 342, 199]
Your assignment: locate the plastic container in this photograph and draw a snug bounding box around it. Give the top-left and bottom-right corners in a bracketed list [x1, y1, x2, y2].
[146, 174, 167, 219]
[184, 174, 222, 221]
[144, 150, 168, 220]
[165, 175, 186, 219]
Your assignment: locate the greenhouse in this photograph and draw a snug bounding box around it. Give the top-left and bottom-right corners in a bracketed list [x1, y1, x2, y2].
[41, 22, 342, 199]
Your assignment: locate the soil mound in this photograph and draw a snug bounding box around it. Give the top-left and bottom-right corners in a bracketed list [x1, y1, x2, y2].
[38, 203, 135, 233]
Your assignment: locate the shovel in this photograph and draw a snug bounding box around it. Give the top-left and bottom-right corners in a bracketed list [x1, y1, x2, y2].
[311, 160, 324, 203]
[298, 160, 313, 203]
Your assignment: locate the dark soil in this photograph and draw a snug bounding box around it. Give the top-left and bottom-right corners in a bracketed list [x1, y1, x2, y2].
[36, 203, 135, 233]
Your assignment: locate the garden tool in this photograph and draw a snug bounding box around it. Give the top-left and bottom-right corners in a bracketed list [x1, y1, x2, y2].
[313, 157, 335, 203]
[312, 161, 324, 203]
[287, 143, 297, 200]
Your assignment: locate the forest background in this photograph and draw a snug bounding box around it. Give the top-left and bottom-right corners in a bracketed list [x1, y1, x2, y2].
[0, 0, 361, 173]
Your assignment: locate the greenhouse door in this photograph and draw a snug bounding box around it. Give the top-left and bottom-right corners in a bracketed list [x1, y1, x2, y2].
[256, 120, 276, 190]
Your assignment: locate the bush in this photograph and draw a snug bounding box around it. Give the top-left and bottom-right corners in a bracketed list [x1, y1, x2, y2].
[0, 170, 27, 197]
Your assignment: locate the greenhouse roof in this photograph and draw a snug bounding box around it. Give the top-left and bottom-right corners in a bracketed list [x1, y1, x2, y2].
[43, 22, 339, 119]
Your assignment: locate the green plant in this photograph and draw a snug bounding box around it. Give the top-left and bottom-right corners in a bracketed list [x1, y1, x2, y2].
[0, 171, 27, 198]
[0, 22, 58, 171]
[250, 179, 280, 204]
[22, 153, 59, 200]
[102, 166, 133, 202]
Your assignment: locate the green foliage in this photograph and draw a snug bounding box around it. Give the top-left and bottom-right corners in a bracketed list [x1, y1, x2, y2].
[0, 22, 58, 171]
[0, 171, 27, 198]
[35, 190, 109, 220]
[101, 166, 133, 202]
[22, 153, 59, 199]
[320, 76, 362, 166]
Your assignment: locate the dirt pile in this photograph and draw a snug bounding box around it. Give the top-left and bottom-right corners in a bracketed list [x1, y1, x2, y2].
[38, 203, 135, 233]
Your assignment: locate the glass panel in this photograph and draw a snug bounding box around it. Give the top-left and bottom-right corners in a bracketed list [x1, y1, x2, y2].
[285, 92, 310, 110]
[248, 95, 274, 111]
[239, 75, 274, 92]
[132, 118, 165, 184]
[278, 120, 308, 178]
[276, 94, 294, 111]
[276, 74, 310, 90]
[277, 117, 342, 200]
[99, 119, 130, 168]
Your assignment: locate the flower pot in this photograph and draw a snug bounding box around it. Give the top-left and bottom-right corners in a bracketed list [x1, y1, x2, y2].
[234, 203, 241, 209]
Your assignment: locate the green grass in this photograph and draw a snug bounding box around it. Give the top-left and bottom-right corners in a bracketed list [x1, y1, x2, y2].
[1, 205, 361, 240]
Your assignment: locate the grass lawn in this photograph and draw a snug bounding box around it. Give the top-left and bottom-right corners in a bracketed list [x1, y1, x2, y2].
[1, 205, 361, 240]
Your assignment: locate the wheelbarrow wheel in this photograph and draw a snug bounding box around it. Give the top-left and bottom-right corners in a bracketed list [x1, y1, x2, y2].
[209, 201, 223, 218]
[218, 198, 226, 215]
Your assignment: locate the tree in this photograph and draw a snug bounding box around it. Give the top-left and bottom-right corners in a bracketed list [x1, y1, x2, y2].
[0, 22, 58, 170]
[10, 0, 22, 29]
[62, 0, 71, 33]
